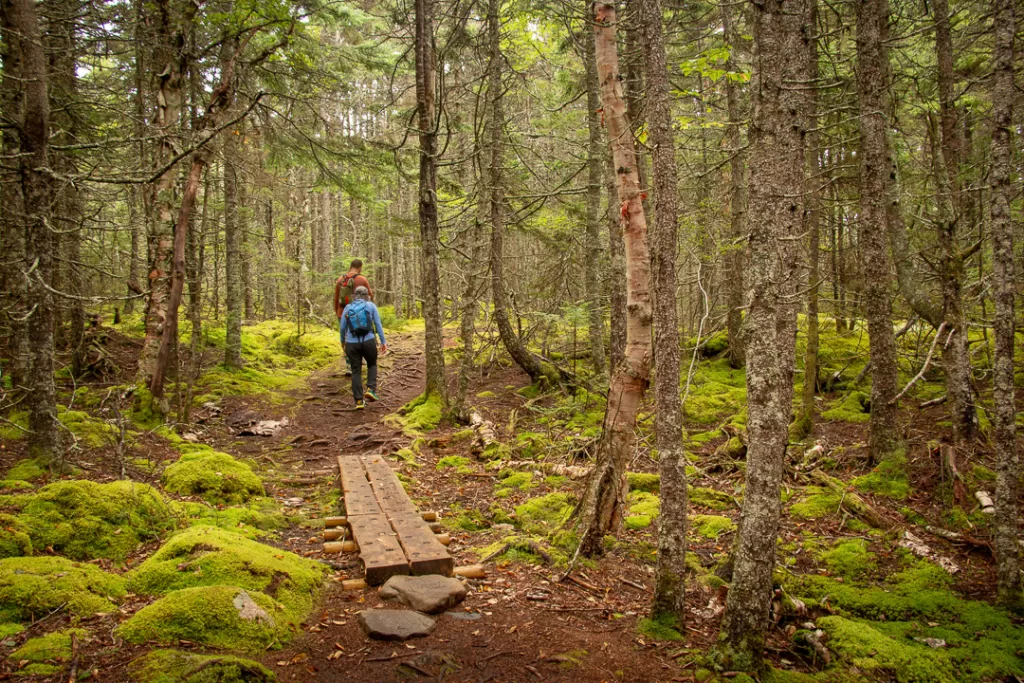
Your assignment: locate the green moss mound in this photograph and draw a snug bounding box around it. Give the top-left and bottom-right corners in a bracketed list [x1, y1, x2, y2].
[514, 493, 574, 534]
[116, 585, 293, 652]
[0, 514, 31, 558]
[789, 487, 842, 519]
[626, 472, 660, 493]
[163, 448, 264, 505]
[852, 451, 910, 499]
[392, 393, 443, 435]
[436, 455, 472, 472]
[689, 486, 737, 511]
[818, 539, 875, 579]
[58, 408, 119, 448]
[692, 514, 736, 539]
[176, 498, 286, 536]
[9, 628, 88, 676]
[496, 471, 534, 495]
[129, 649, 277, 682]
[822, 391, 871, 424]
[638, 614, 683, 641]
[17, 480, 172, 561]
[128, 525, 327, 618]
[0, 556, 125, 621]
[5, 459, 46, 482]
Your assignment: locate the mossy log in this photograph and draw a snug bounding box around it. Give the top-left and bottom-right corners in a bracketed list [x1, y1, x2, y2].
[808, 470, 891, 529]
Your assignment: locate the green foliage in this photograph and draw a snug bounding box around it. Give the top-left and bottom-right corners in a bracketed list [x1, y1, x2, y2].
[818, 539, 876, 579]
[638, 614, 684, 641]
[129, 649, 277, 683]
[58, 407, 120, 447]
[852, 451, 910, 499]
[8, 628, 88, 676]
[116, 585, 294, 651]
[514, 493, 573, 534]
[822, 391, 871, 424]
[691, 514, 736, 539]
[128, 525, 327, 619]
[0, 556, 126, 621]
[0, 514, 32, 558]
[17, 480, 173, 561]
[626, 472, 660, 493]
[163, 448, 264, 505]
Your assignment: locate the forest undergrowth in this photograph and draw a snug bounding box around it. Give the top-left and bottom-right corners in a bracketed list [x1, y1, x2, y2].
[0, 308, 1020, 682]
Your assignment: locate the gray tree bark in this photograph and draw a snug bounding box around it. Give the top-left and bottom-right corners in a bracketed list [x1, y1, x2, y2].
[639, 0, 686, 623]
[989, 0, 1019, 608]
[853, 0, 901, 462]
[224, 110, 243, 369]
[583, 2, 607, 379]
[718, 0, 806, 668]
[415, 0, 446, 400]
[722, 4, 747, 369]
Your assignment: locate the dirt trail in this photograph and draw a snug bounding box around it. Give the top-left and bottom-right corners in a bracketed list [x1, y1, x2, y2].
[200, 329, 677, 683]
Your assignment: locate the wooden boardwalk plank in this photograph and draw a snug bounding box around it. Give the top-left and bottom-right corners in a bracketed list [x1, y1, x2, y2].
[346, 513, 410, 585]
[360, 455, 454, 577]
[337, 456, 380, 517]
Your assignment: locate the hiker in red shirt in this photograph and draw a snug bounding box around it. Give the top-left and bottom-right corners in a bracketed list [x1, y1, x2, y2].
[335, 260, 374, 376]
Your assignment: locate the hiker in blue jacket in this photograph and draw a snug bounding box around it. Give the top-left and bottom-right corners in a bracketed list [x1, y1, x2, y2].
[339, 286, 387, 409]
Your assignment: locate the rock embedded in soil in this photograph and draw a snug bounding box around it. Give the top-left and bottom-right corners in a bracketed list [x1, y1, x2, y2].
[358, 609, 436, 640]
[378, 574, 467, 614]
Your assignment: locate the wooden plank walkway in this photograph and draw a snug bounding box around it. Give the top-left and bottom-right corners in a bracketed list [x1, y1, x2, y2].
[337, 455, 454, 585]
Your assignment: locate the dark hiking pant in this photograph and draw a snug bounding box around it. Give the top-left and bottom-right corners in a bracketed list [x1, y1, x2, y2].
[345, 338, 378, 401]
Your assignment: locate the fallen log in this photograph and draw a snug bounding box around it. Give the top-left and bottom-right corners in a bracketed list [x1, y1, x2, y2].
[454, 564, 486, 579]
[323, 528, 347, 541]
[342, 579, 368, 591]
[497, 461, 592, 479]
[325, 516, 349, 528]
[808, 469, 891, 529]
[470, 411, 499, 457]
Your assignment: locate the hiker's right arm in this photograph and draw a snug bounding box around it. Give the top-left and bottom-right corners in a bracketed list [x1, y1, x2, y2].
[339, 308, 349, 339]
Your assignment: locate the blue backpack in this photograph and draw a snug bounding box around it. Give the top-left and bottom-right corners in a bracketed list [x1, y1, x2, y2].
[346, 300, 372, 340]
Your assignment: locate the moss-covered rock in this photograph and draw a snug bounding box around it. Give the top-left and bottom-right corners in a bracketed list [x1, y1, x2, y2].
[495, 471, 534, 495]
[436, 455, 472, 472]
[789, 487, 842, 520]
[0, 514, 31, 558]
[817, 539, 875, 579]
[514, 493, 573, 534]
[8, 628, 88, 676]
[852, 451, 910, 499]
[5, 459, 46, 482]
[175, 498, 286, 536]
[129, 649, 277, 682]
[58, 408, 120, 448]
[691, 514, 736, 539]
[163, 448, 264, 505]
[116, 585, 293, 651]
[689, 486, 737, 511]
[821, 391, 871, 424]
[0, 556, 125, 621]
[387, 393, 443, 435]
[127, 525, 327, 619]
[17, 479, 172, 561]
[626, 472, 660, 493]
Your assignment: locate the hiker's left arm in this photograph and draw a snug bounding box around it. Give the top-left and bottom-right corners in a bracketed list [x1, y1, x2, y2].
[333, 279, 342, 318]
[373, 306, 386, 348]
[339, 308, 349, 339]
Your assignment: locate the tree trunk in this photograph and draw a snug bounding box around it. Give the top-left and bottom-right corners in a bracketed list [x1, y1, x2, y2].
[578, 2, 653, 558]
[0, 0, 28, 391]
[639, 0, 685, 624]
[125, 0, 147, 316]
[583, 3, 607, 379]
[414, 0, 446, 400]
[800, 0, 821, 432]
[722, 4, 747, 369]
[606, 149, 627, 371]
[718, 0, 806, 668]
[224, 110, 243, 369]
[137, 0, 186, 389]
[45, 0, 84, 378]
[989, 0, 1019, 609]
[486, 0, 550, 386]
[10, 0, 59, 460]
[853, 0, 901, 462]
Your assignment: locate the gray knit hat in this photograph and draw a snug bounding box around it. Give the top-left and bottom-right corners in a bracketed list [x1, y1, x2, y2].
[353, 285, 369, 300]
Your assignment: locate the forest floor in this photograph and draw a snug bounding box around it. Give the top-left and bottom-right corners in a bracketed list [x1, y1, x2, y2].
[0, 315, 1022, 683]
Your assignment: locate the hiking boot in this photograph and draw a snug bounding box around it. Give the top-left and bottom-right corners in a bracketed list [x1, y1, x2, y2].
[355, 400, 365, 410]
[365, 388, 379, 402]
